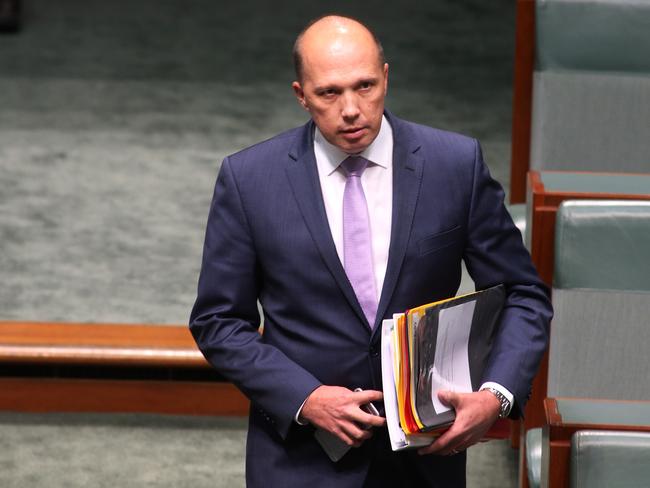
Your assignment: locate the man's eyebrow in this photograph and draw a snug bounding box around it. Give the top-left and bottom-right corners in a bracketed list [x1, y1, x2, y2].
[313, 83, 341, 92]
[313, 77, 380, 92]
[357, 77, 379, 85]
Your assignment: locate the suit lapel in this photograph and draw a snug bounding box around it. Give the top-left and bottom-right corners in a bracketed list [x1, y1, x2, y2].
[284, 122, 371, 329]
[372, 115, 424, 340]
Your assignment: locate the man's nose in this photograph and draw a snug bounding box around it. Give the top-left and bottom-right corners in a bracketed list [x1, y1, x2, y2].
[340, 92, 360, 120]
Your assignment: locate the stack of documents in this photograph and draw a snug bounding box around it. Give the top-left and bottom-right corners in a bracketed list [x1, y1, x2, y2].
[380, 285, 505, 451]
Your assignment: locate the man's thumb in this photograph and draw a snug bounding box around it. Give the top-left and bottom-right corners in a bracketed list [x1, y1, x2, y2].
[437, 389, 459, 407]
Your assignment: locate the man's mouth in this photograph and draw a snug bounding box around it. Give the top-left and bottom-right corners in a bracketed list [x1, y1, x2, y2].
[340, 127, 366, 138]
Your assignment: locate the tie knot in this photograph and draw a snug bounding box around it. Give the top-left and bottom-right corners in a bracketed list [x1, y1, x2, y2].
[341, 156, 369, 178]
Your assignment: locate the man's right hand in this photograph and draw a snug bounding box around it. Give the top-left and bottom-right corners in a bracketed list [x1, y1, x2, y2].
[299, 385, 386, 447]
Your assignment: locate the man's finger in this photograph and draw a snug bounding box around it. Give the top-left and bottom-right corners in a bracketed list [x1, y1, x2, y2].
[417, 421, 471, 455]
[419, 439, 466, 456]
[354, 389, 383, 404]
[352, 410, 386, 428]
[437, 389, 460, 408]
[341, 421, 373, 444]
[350, 389, 385, 428]
[334, 430, 358, 448]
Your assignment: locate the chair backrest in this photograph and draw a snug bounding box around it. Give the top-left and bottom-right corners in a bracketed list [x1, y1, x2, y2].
[547, 200, 650, 400]
[530, 0, 650, 173]
[510, 0, 650, 202]
[571, 430, 650, 488]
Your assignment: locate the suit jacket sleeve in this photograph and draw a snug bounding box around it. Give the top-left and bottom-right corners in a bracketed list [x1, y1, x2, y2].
[189, 157, 322, 439]
[463, 140, 553, 417]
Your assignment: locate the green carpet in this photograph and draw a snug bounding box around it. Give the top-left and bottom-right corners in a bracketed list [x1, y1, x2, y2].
[0, 413, 516, 488]
[0, 0, 515, 324]
[0, 1, 518, 486]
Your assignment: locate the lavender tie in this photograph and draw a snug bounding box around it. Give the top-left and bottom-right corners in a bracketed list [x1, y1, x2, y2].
[341, 156, 378, 328]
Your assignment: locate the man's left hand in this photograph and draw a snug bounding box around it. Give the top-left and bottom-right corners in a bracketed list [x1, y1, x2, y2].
[418, 389, 501, 456]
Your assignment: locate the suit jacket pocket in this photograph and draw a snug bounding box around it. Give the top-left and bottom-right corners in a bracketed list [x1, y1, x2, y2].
[418, 225, 463, 256]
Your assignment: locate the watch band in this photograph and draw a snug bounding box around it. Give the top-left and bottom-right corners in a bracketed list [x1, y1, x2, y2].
[481, 386, 511, 419]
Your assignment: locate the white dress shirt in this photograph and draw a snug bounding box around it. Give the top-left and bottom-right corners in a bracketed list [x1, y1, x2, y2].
[296, 116, 513, 422]
[314, 115, 393, 302]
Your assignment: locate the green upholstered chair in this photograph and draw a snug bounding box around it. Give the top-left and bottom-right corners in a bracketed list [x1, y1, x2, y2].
[508, 0, 650, 233]
[570, 431, 650, 488]
[526, 200, 650, 488]
[530, 0, 650, 174]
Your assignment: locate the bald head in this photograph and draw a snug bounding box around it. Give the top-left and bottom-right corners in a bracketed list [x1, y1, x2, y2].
[290, 15, 389, 153]
[292, 15, 385, 83]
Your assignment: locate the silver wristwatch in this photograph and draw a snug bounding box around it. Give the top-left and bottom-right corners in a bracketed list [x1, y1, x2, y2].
[481, 387, 511, 419]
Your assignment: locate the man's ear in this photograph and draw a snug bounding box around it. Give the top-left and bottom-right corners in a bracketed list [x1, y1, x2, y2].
[383, 63, 389, 96]
[292, 81, 309, 112]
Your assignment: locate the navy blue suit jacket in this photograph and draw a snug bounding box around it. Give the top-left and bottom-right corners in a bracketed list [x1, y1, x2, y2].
[190, 111, 552, 487]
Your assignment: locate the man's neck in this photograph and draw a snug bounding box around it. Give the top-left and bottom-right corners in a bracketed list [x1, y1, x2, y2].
[314, 115, 393, 173]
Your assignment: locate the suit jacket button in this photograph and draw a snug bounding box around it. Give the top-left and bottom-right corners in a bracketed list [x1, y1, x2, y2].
[369, 346, 379, 357]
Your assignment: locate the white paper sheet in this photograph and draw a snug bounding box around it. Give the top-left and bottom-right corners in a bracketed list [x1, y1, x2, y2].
[430, 300, 475, 414]
[381, 318, 407, 450]
[381, 317, 436, 451]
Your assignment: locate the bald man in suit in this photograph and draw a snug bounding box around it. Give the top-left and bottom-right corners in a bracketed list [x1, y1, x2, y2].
[190, 15, 552, 488]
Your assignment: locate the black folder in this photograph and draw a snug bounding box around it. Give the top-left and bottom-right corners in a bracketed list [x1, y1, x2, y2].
[412, 285, 505, 430]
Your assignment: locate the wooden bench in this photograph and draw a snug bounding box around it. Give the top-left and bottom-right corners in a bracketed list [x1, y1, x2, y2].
[0, 321, 248, 416]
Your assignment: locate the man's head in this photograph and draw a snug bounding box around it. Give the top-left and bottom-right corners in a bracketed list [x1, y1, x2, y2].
[292, 15, 389, 154]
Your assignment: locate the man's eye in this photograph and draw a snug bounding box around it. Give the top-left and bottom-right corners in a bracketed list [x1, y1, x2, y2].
[359, 82, 373, 90]
[319, 89, 336, 97]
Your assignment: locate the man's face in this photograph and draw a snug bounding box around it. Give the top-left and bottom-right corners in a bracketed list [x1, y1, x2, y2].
[292, 34, 388, 154]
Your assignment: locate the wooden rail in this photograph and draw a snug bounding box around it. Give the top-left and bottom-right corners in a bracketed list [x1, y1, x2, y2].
[510, 0, 536, 204]
[0, 321, 208, 367]
[0, 321, 249, 415]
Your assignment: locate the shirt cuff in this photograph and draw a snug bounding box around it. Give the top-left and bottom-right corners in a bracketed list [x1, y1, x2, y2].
[480, 381, 514, 416]
[294, 398, 309, 425]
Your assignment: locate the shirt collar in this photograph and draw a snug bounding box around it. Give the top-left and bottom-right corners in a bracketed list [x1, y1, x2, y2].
[314, 115, 393, 176]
